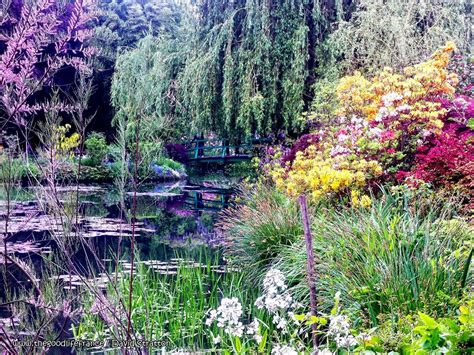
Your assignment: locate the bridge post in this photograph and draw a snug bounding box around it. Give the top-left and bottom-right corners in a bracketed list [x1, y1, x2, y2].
[222, 139, 229, 158]
[197, 134, 204, 157]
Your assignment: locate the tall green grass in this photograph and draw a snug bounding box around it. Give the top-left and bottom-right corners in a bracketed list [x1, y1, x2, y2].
[275, 189, 473, 325]
[73, 250, 275, 351]
[219, 185, 304, 285]
[219, 184, 472, 327]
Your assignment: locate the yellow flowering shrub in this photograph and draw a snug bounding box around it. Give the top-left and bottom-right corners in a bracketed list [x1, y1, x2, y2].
[270, 146, 382, 205]
[337, 42, 457, 132]
[269, 42, 462, 206]
[53, 124, 80, 157]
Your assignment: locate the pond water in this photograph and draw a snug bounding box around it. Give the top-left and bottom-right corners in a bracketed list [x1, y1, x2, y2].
[0, 177, 237, 301]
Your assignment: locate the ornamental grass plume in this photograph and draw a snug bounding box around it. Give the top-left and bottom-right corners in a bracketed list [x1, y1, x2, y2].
[0, 0, 97, 122]
[219, 185, 303, 284]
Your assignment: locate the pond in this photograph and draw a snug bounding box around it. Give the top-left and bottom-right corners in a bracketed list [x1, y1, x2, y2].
[0, 177, 237, 317]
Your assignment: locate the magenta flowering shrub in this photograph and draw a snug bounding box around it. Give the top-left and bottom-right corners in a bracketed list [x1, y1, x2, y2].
[280, 134, 320, 165]
[395, 94, 474, 206]
[397, 121, 473, 205]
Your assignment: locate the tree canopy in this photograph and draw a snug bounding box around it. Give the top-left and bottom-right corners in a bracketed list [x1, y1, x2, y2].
[113, 0, 350, 142]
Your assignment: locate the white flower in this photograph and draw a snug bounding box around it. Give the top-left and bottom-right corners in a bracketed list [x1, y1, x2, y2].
[255, 296, 265, 309]
[263, 269, 287, 290]
[368, 127, 383, 138]
[396, 104, 411, 112]
[246, 319, 259, 335]
[335, 334, 357, 348]
[330, 145, 349, 157]
[422, 129, 431, 138]
[328, 313, 358, 349]
[328, 314, 351, 336]
[205, 297, 244, 337]
[206, 309, 218, 326]
[337, 133, 349, 143]
[350, 115, 363, 125]
[273, 314, 287, 329]
[318, 349, 334, 355]
[247, 319, 262, 343]
[271, 344, 298, 355]
[212, 335, 221, 345]
[382, 92, 403, 107]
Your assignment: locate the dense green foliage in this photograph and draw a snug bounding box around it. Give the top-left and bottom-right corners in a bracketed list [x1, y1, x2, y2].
[84, 132, 109, 167]
[112, 0, 350, 142]
[331, 0, 472, 71]
[221, 185, 473, 352]
[94, 0, 184, 63]
[110, 0, 472, 143]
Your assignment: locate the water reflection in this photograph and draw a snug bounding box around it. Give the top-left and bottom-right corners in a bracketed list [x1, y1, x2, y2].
[0, 181, 235, 295]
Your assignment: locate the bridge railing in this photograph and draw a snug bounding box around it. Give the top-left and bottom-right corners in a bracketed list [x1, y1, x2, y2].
[187, 144, 252, 159]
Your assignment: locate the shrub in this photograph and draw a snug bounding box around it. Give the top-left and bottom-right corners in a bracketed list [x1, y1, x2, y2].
[274, 189, 472, 326]
[280, 134, 320, 166]
[404, 300, 474, 353]
[84, 132, 108, 167]
[397, 122, 474, 207]
[219, 185, 303, 284]
[267, 43, 472, 206]
[0, 157, 42, 183]
[164, 143, 188, 163]
[154, 156, 184, 172]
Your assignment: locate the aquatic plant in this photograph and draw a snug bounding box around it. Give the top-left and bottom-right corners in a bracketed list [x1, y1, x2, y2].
[74, 251, 267, 351]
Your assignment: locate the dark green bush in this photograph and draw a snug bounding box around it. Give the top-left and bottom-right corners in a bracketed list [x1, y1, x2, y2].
[84, 132, 108, 167]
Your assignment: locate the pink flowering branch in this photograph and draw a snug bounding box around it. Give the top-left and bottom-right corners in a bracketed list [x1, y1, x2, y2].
[0, 0, 97, 127]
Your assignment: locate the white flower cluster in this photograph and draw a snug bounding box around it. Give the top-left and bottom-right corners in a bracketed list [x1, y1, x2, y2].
[206, 298, 263, 343]
[382, 92, 403, 107]
[271, 344, 298, 355]
[255, 269, 298, 332]
[327, 314, 357, 348]
[206, 297, 244, 337]
[246, 318, 262, 343]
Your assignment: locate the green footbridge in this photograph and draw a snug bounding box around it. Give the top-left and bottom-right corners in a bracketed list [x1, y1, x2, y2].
[185, 138, 270, 165]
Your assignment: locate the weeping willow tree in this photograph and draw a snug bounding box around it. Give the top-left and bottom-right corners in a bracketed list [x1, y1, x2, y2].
[111, 0, 472, 143]
[330, 0, 472, 71]
[175, 0, 350, 141]
[110, 35, 176, 170]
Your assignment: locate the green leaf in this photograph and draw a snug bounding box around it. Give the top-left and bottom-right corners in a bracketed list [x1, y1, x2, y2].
[258, 330, 268, 353]
[467, 118, 474, 130]
[418, 312, 439, 329]
[234, 336, 242, 353]
[294, 314, 306, 321]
